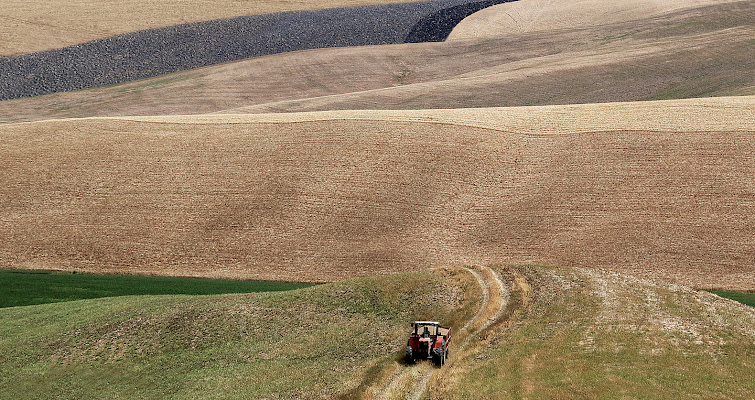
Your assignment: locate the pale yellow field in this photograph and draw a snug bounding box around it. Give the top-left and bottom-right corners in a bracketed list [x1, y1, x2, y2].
[222, 27, 754, 114]
[448, 0, 746, 39]
[2, 97, 753, 289]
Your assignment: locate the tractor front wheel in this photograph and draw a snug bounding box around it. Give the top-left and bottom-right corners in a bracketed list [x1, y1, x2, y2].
[406, 347, 415, 364]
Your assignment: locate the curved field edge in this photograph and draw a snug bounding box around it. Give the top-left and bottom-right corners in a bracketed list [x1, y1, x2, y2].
[446, 0, 747, 40]
[0, 269, 315, 308]
[2, 1, 752, 122]
[0, 0, 519, 100]
[0, 0, 446, 56]
[0, 267, 481, 400]
[133, 95, 755, 134]
[433, 266, 755, 399]
[711, 290, 755, 308]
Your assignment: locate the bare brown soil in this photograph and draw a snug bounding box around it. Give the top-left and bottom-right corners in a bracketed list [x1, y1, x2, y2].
[1, 97, 753, 290]
[1, 1, 752, 123]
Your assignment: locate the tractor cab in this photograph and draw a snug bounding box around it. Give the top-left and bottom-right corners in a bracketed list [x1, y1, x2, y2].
[414, 321, 438, 336]
[406, 321, 451, 367]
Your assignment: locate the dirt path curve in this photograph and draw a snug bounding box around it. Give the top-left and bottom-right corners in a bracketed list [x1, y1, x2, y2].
[370, 266, 509, 400]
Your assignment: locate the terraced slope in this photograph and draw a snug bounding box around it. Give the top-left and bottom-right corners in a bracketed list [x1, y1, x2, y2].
[1, 0, 751, 122]
[2, 96, 753, 290]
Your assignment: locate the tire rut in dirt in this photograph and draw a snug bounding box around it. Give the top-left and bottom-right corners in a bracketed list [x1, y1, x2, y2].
[374, 266, 508, 399]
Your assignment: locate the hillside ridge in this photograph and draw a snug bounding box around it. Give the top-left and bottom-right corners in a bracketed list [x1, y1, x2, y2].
[2, 97, 753, 290]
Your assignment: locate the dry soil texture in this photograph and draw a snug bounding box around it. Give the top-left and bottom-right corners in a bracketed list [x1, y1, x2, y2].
[447, 0, 746, 39]
[2, 97, 753, 290]
[1, 0, 752, 122]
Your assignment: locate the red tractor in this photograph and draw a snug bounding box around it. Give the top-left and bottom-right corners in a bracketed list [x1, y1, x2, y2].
[406, 321, 450, 367]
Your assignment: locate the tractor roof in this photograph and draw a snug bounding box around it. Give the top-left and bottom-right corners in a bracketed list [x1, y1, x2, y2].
[413, 321, 440, 326]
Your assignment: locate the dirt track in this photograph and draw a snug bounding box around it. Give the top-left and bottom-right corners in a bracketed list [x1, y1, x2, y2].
[1, 97, 753, 289]
[430, 265, 754, 398]
[369, 266, 509, 399]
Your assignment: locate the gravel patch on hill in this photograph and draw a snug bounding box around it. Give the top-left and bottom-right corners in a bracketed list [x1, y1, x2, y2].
[0, 0, 517, 100]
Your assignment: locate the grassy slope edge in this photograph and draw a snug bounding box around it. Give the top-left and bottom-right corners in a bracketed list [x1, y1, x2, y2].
[0, 269, 314, 308]
[711, 291, 755, 308]
[435, 266, 755, 399]
[3, 265, 753, 399]
[0, 268, 480, 399]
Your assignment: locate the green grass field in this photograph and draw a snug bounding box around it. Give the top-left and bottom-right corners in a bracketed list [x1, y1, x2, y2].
[711, 290, 755, 307]
[1, 266, 753, 399]
[0, 268, 478, 399]
[0, 269, 314, 308]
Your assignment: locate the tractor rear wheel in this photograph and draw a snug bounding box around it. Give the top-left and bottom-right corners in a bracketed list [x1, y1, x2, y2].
[432, 348, 444, 367]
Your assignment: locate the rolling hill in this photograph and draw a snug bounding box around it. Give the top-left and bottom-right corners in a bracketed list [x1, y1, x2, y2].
[1, 0, 751, 122]
[435, 265, 755, 399]
[1, 0, 754, 397]
[0, 0, 425, 56]
[447, 0, 747, 39]
[1, 266, 752, 399]
[0, 268, 479, 399]
[2, 97, 753, 290]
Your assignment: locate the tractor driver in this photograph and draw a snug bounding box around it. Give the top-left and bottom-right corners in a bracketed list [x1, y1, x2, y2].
[422, 326, 431, 338]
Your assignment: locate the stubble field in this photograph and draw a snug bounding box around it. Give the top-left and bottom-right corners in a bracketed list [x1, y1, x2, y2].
[2, 0, 752, 122]
[2, 97, 753, 289]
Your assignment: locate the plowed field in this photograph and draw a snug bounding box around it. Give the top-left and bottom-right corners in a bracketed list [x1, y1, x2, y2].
[2, 97, 753, 289]
[1, 0, 752, 122]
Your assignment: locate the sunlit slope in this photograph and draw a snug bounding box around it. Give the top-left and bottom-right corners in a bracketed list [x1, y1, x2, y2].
[2, 97, 753, 289]
[228, 1, 754, 113]
[227, 27, 753, 113]
[1, 265, 752, 399]
[448, 0, 745, 39]
[435, 266, 755, 399]
[1, 0, 751, 122]
[0, 0, 422, 56]
[0, 268, 479, 399]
